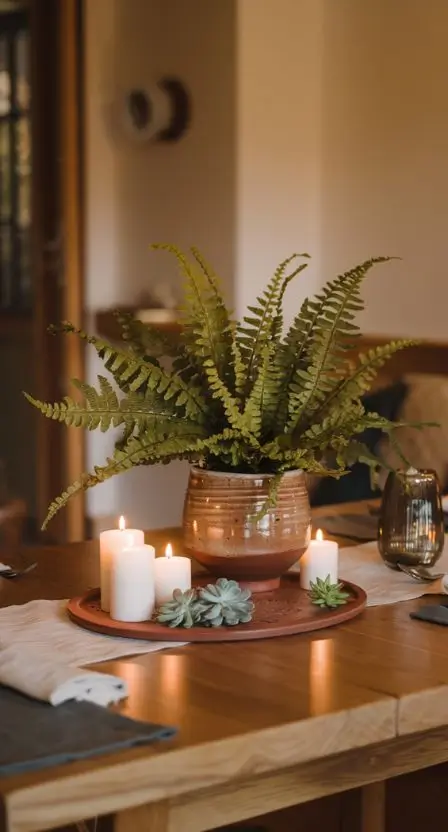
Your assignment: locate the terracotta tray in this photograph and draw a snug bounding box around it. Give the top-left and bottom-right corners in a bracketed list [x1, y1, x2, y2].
[67, 574, 366, 643]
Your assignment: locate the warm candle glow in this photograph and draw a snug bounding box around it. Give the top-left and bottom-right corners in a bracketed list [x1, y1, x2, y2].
[316, 528, 324, 542]
[165, 542, 173, 559]
[118, 515, 126, 531]
[310, 638, 335, 714]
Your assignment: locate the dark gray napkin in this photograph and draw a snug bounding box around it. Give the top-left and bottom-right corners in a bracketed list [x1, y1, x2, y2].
[0, 686, 176, 777]
[318, 512, 378, 541]
[410, 605, 448, 627]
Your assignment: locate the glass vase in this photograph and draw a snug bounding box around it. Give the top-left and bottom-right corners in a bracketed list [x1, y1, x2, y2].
[378, 468, 444, 569]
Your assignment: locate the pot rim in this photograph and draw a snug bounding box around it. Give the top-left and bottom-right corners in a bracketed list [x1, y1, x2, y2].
[189, 466, 304, 479]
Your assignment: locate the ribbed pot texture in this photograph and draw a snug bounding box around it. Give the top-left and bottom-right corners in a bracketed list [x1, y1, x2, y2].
[183, 467, 311, 592]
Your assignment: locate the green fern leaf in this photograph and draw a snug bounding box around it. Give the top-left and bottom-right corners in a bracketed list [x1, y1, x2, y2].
[202, 359, 256, 439]
[286, 257, 394, 435]
[230, 323, 246, 398]
[116, 311, 179, 358]
[238, 253, 309, 393]
[24, 378, 180, 433]
[42, 426, 207, 529]
[52, 323, 207, 421]
[271, 259, 309, 343]
[152, 244, 232, 379]
[318, 339, 418, 419]
[243, 344, 273, 437]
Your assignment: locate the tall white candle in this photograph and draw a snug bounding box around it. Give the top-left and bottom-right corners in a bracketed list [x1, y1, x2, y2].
[99, 516, 144, 612]
[299, 529, 338, 590]
[110, 543, 156, 622]
[154, 543, 192, 606]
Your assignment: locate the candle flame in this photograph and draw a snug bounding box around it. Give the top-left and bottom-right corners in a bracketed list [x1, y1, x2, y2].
[118, 515, 126, 531]
[316, 528, 324, 542]
[165, 542, 173, 559]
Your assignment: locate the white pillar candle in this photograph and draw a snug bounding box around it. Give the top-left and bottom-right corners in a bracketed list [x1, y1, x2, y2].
[99, 516, 144, 612]
[110, 543, 156, 622]
[154, 543, 192, 606]
[299, 528, 338, 590]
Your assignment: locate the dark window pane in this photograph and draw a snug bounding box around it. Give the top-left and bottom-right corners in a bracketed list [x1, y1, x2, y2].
[17, 225, 30, 306]
[0, 224, 11, 307]
[16, 116, 30, 227]
[0, 120, 10, 221]
[15, 30, 28, 111]
[0, 38, 10, 116]
[0, 9, 30, 309]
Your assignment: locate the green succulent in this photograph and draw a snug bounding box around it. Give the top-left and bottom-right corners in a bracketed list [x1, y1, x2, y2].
[198, 578, 254, 627]
[308, 575, 351, 609]
[155, 588, 204, 628]
[25, 244, 423, 529]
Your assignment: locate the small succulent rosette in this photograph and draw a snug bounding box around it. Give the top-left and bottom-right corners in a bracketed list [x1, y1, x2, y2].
[156, 578, 254, 629]
[308, 575, 350, 609]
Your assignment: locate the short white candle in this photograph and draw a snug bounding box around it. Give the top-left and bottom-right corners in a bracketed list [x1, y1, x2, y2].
[154, 543, 192, 606]
[110, 543, 156, 622]
[99, 516, 144, 612]
[299, 528, 338, 590]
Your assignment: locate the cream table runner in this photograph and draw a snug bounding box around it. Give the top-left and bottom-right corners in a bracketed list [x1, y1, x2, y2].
[0, 600, 184, 665]
[0, 538, 447, 664]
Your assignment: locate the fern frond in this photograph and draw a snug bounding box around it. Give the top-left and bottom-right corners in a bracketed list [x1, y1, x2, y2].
[318, 339, 418, 418]
[116, 311, 179, 358]
[51, 323, 207, 421]
[243, 344, 273, 437]
[42, 426, 206, 529]
[25, 377, 124, 432]
[271, 259, 309, 343]
[26, 379, 203, 439]
[230, 323, 246, 398]
[286, 257, 394, 434]
[194, 427, 260, 470]
[152, 244, 232, 379]
[238, 253, 309, 392]
[270, 294, 330, 430]
[203, 359, 256, 439]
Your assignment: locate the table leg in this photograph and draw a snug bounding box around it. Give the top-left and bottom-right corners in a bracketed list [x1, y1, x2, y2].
[114, 801, 169, 832]
[360, 782, 386, 832]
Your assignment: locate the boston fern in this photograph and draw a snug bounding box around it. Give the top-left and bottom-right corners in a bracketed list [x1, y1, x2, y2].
[26, 244, 417, 528]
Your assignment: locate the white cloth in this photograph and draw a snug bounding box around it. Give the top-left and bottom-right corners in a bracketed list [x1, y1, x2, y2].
[0, 600, 184, 667]
[0, 645, 128, 706]
[292, 535, 448, 606]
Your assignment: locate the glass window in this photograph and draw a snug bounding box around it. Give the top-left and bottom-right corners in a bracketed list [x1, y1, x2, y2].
[0, 8, 30, 310]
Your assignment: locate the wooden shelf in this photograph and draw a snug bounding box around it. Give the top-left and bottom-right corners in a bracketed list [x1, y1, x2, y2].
[0, 309, 33, 341]
[95, 309, 182, 342]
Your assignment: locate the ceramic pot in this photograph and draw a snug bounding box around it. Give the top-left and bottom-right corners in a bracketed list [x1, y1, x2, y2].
[183, 467, 311, 592]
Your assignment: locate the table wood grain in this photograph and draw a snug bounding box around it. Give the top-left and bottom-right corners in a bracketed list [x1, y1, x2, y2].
[0, 504, 447, 832]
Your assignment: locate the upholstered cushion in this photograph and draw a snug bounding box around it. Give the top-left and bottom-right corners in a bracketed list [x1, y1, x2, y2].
[379, 374, 448, 489]
[310, 382, 408, 505]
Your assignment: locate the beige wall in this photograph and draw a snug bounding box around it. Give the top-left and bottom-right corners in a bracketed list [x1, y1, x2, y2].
[84, 0, 236, 529]
[321, 0, 448, 338]
[235, 0, 325, 320]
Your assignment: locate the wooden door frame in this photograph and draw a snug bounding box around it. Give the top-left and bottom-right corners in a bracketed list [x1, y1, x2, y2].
[31, 0, 85, 542]
[59, 0, 85, 541]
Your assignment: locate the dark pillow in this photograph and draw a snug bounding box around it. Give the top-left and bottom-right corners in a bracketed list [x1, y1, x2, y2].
[310, 381, 408, 506]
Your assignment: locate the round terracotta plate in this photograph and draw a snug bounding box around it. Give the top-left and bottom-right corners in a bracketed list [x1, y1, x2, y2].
[67, 574, 366, 643]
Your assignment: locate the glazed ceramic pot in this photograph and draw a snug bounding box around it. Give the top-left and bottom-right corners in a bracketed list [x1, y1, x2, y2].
[183, 467, 311, 592]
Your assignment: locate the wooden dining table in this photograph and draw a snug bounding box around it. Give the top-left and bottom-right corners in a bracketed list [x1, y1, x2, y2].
[1, 502, 448, 832]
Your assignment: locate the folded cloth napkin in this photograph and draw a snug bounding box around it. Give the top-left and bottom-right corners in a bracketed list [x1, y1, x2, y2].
[0, 687, 176, 777]
[0, 646, 128, 706]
